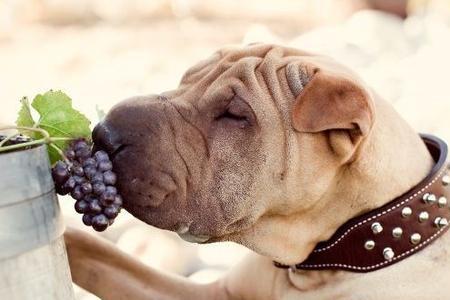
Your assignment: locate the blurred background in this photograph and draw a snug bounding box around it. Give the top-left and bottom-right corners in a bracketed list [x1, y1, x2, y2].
[1, 0, 449, 298]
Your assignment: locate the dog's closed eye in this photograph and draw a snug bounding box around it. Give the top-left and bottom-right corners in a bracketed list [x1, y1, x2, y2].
[215, 96, 254, 128]
[217, 109, 248, 122]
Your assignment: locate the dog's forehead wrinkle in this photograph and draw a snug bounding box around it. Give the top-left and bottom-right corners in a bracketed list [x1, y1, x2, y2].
[197, 59, 265, 105]
[181, 44, 289, 91]
[200, 78, 239, 106]
[180, 43, 316, 91]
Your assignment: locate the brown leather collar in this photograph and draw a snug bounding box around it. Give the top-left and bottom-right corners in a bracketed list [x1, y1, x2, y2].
[275, 134, 450, 273]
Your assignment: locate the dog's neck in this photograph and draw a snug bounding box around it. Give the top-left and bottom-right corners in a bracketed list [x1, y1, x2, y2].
[244, 96, 439, 293]
[285, 96, 438, 291]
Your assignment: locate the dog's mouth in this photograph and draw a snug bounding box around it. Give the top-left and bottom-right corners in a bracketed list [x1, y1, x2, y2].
[108, 144, 128, 162]
[122, 202, 214, 243]
[92, 136, 128, 163]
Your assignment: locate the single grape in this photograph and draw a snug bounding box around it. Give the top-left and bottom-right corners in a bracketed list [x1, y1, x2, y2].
[88, 199, 102, 214]
[100, 190, 116, 205]
[62, 176, 76, 194]
[94, 150, 109, 162]
[55, 185, 66, 195]
[55, 160, 69, 170]
[75, 147, 91, 160]
[73, 139, 89, 152]
[65, 149, 76, 160]
[92, 214, 109, 232]
[71, 186, 84, 200]
[103, 170, 117, 185]
[91, 172, 103, 183]
[82, 158, 97, 168]
[98, 160, 113, 172]
[103, 206, 119, 219]
[72, 165, 84, 177]
[84, 166, 97, 179]
[52, 161, 67, 170]
[92, 182, 106, 195]
[100, 186, 117, 204]
[100, 195, 114, 206]
[80, 182, 93, 194]
[51, 161, 69, 185]
[105, 186, 117, 195]
[82, 214, 94, 226]
[74, 200, 89, 214]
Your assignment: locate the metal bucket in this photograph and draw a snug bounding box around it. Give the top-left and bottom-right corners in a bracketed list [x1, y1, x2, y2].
[0, 145, 75, 299]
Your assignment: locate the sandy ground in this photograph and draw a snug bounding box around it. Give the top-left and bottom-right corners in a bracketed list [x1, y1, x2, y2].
[1, 1, 449, 299]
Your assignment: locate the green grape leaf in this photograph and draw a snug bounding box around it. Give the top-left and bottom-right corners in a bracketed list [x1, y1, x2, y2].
[16, 90, 91, 164]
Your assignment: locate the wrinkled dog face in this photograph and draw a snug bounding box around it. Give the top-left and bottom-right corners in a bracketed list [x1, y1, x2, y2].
[93, 44, 371, 248]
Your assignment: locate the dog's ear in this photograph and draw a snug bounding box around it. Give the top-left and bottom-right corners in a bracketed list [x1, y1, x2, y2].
[292, 69, 374, 160]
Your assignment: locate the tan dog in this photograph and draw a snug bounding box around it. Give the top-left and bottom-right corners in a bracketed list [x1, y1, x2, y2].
[65, 44, 449, 299]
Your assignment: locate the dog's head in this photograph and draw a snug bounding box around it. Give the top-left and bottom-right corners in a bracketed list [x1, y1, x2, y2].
[93, 44, 374, 260]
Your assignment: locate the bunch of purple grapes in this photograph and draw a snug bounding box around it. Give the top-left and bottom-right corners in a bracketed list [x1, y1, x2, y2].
[51, 139, 122, 231]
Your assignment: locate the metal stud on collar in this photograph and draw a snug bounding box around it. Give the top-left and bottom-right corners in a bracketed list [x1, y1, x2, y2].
[438, 196, 448, 208]
[364, 240, 375, 250]
[434, 217, 449, 228]
[401, 207, 412, 218]
[419, 211, 430, 223]
[392, 227, 403, 238]
[443, 175, 450, 186]
[410, 233, 422, 245]
[383, 248, 395, 261]
[423, 193, 437, 204]
[371, 222, 383, 234]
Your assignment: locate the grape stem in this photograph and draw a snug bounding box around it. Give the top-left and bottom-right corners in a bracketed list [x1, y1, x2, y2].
[0, 125, 78, 154]
[49, 143, 71, 164]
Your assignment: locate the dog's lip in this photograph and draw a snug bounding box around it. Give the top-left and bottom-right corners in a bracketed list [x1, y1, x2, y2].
[109, 144, 128, 161]
[177, 231, 211, 243]
[175, 222, 211, 243]
[93, 142, 128, 162]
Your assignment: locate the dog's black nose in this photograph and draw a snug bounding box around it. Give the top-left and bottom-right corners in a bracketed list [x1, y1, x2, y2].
[92, 122, 122, 156]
